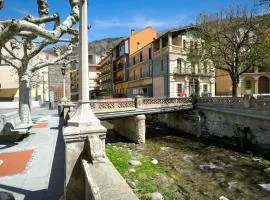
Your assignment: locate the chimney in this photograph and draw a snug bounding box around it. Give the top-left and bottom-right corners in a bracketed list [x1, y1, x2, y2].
[131, 29, 136, 35]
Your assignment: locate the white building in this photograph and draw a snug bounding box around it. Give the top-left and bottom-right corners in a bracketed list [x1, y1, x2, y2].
[152, 27, 215, 97]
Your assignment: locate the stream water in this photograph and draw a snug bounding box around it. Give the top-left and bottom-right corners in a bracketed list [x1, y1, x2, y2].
[105, 121, 270, 200]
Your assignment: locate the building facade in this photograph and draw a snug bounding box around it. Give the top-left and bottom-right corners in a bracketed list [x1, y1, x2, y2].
[127, 43, 153, 97]
[152, 27, 215, 97]
[98, 54, 113, 98]
[112, 27, 157, 97]
[70, 54, 100, 100]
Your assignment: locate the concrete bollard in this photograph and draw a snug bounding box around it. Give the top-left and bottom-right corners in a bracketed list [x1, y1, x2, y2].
[243, 94, 252, 108]
[135, 95, 143, 109]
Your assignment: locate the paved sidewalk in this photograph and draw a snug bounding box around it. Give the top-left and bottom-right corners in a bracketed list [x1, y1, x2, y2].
[0, 108, 64, 200]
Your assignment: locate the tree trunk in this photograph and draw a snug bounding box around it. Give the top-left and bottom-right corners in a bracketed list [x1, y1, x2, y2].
[231, 75, 239, 97]
[19, 78, 32, 125]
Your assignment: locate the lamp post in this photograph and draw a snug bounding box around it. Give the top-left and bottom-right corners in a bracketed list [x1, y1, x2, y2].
[68, 0, 100, 126]
[61, 64, 68, 103]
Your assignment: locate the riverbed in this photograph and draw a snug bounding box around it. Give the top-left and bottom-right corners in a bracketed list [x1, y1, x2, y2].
[105, 122, 270, 200]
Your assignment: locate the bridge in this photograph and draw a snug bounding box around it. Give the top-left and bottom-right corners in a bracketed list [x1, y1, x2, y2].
[63, 96, 193, 120]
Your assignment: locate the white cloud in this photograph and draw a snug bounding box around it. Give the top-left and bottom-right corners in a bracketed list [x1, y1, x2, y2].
[93, 15, 189, 30]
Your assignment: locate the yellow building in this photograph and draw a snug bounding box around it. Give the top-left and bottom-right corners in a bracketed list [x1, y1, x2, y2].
[128, 43, 153, 97]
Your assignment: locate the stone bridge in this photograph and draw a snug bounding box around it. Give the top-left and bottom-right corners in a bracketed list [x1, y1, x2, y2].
[63, 95, 270, 144]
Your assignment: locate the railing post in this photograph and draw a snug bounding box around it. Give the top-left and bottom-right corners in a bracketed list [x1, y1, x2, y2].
[135, 95, 143, 109]
[243, 94, 252, 108]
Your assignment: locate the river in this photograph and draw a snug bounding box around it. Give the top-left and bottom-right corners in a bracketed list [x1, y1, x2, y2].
[105, 121, 270, 200]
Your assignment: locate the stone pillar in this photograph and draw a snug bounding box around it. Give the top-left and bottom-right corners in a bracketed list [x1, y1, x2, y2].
[111, 114, 146, 144]
[63, 0, 107, 199]
[243, 94, 252, 108]
[135, 95, 143, 109]
[254, 77, 259, 95]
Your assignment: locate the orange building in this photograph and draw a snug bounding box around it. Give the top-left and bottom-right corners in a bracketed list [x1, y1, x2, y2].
[215, 70, 232, 96]
[112, 27, 157, 97]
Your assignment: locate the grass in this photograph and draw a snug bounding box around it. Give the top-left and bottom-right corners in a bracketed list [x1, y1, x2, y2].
[106, 145, 176, 200]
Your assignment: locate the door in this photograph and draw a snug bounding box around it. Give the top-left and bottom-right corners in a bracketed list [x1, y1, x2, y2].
[258, 76, 270, 94]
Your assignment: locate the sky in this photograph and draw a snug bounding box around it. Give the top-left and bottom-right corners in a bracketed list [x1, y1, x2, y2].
[0, 0, 261, 42]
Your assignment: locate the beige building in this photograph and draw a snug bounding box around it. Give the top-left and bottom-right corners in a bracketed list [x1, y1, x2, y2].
[70, 55, 101, 100]
[239, 66, 270, 96]
[0, 51, 50, 104]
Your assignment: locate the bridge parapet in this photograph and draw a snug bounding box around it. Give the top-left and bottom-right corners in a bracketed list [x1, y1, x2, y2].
[90, 100, 135, 113]
[142, 97, 192, 109]
[198, 96, 270, 109]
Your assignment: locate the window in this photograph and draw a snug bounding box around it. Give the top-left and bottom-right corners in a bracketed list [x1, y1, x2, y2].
[140, 68, 142, 78]
[191, 62, 195, 73]
[203, 62, 208, 74]
[149, 48, 152, 59]
[133, 57, 136, 65]
[177, 59, 182, 72]
[137, 42, 141, 50]
[246, 80, 251, 89]
[177, 84, 183, 96]
[140, 52, 143, 62]
[190, 41, 194, 51]
[203, 84, 208, 92]
[183, 40, 186, 49]
[161, 59, 164, 71]
[133, 70, 135, 80]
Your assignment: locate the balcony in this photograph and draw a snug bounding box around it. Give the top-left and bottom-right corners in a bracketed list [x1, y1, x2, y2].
[153, 45, 184, 59]
[129, 72, 151, 81]
[174, 68, 212, 77]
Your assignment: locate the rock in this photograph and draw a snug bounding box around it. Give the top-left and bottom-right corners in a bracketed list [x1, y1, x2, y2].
[128, 149, 132, 152]
[160, 147, 170, 151]
[228, 181, 237, 190]
[112, 145, 116, 148]
[229, 156, 237, 161]
[128, 160, 141, 166]
[219, 196, 230, 200]
[199, 162, 222, 171]
[183, 155, 193, 163]
[127, 180, 136, 189]
[152, 159, 158, 165]
[128, 168, 136, 173]
[151, 192, 163, 200]
[264, 168, 270, 174]
[0, 160, 3, 166]
[258, 183, 270, 191]
[252, 157, 261, 162]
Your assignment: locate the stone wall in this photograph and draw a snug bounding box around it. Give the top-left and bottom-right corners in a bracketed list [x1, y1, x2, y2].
[148, 106, 270, 152]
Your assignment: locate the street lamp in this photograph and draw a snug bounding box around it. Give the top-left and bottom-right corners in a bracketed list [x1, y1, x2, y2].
[61, 64, 68, 103]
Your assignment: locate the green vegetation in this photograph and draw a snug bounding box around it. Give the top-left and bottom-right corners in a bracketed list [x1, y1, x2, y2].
[106, 145, 177, 200]
[259, 159, 270, 168]
[106, 134, 270, 200]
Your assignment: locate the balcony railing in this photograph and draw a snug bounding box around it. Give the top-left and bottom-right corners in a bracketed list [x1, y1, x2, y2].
[129, 72, 151, 81]
[153, 45, 184, 58]
[174, 68, 212, 77]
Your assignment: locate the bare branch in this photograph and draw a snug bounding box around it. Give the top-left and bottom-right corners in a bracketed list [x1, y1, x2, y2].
[31, 45, 74, 72]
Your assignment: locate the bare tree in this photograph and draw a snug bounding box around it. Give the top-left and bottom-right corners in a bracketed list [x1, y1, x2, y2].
[194, 6, 270, 97]
[0, 0, 80, 125]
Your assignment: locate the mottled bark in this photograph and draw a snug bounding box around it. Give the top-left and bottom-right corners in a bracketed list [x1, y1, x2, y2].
[19, 77, 31, 125]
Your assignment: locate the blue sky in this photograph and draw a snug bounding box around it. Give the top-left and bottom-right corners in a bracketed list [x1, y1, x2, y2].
[0, 0, 260, 42]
